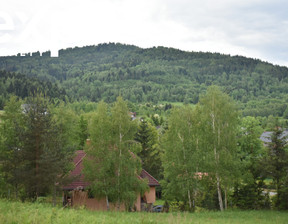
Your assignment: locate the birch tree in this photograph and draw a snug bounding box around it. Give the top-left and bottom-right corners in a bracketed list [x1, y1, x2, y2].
[0, 96, 26, 199]
[198, 86, 239, 211]
[84, 101, 114, 210]
[162, 106, 202, 211]
[84, 97, 147, 211]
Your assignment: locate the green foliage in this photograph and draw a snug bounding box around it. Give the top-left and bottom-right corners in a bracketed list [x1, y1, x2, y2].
[0, 70, 66, 109]
[232, 116, 268, 210]
[261, 121, 288, 210]
[0, 94, 74, 201]
[0, 96, 26, 199]
[135, 119, 162, 180]
[162, 105, 202, 211]
[84, 98, 148, 211]
[232, 181, 270, 210]
[275, 175, 288, 210]
[51, 101, 80, 150]
[198, 86, 240, 211]
[237, 116, 264, 178]
[77, 115, 88, 148]
[1, 43, 288, 117]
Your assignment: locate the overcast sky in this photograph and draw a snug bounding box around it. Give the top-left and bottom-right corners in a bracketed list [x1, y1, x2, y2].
[1, 0, 287, 66]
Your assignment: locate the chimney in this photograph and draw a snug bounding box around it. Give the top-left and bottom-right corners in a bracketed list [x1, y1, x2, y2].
[86, 139, 91, 146]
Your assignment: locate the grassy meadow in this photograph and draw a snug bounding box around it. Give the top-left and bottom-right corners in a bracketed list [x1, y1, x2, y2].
[1, 200, 288, 224]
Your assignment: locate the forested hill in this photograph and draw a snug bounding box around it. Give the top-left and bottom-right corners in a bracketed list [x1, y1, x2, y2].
[0, 70, 67, 109]
[1, 43, 288, 117]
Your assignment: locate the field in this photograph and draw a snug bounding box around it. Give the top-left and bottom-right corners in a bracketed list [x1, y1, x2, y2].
[0, 200, 288, 224]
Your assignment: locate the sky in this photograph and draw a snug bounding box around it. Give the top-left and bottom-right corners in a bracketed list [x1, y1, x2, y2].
[1, 0, 287, 66]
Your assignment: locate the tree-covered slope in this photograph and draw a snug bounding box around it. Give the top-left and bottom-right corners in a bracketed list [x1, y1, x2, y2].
[0, 70, 67, 109]
[1, 43, 288, 116]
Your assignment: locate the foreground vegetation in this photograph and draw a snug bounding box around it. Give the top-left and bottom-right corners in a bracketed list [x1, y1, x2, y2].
[1, 87, 288, 211]
[0, 200, 288, 224]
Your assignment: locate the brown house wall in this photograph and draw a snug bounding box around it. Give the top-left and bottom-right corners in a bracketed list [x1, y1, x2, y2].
[71, 190, 141, 211]
[144, 186, 156, 204]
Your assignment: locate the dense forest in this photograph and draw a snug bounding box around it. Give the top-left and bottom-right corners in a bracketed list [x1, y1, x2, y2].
[0, 70, 67, 109]
[1, 43, 288, 117]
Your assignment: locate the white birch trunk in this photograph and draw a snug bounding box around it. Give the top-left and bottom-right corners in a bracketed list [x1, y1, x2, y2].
[216, 173, 224, 211]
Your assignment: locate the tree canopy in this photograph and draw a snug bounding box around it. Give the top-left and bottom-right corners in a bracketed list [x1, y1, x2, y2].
[1, 43, 288, 117]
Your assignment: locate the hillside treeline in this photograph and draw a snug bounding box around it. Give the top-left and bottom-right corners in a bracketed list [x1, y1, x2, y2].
[0, 70, 67, 109]
[1, 43, 288, 117]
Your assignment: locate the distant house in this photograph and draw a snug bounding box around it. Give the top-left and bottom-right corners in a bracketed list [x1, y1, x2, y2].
[260, 130, 288, 143]
[62, 150, 159, 211]
[129, 112, 137, 121]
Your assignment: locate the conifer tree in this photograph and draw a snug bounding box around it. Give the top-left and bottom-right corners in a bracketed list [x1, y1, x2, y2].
[135, 119, 162, 180]
[263, 121, 288, 209]
[21, 94, 72, 200]
[0, 94, 72, 201]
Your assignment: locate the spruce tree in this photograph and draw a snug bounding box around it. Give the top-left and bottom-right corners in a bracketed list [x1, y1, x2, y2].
[135, 119, 162, 180]
[263, 121, 288, 209]
[21, 94, 72, 200]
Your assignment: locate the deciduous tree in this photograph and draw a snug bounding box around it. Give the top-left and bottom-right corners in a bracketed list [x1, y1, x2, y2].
[162, 106, 202, 211]
[84, 97, 147, 211]
[198, 86, 239, 211]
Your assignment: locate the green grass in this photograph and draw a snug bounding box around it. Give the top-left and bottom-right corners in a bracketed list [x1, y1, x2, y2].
[0, 200, 288, 224]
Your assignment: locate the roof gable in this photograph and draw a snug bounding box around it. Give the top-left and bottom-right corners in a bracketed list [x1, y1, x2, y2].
[63, 150, 159, 190]
[260, 130, 288, 143]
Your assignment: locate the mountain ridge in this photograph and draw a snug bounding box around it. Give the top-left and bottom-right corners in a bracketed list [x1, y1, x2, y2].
[1, 43, 288, 117]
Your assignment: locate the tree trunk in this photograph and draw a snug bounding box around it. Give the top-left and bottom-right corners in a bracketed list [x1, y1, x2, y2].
[216, 174, 224, 211]
[224, 187, 228, 210]
[15, 185, 18, 200]
[52, 183, 56, 207]
[106, 195, 110, 211]
[35, 135, 39, 198]
[188, 188, 192, 210]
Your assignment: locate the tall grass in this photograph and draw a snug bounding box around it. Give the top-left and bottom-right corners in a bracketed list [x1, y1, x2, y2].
[0, 200, 287, 224]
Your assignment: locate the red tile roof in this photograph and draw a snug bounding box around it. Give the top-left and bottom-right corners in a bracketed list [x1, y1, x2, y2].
[62, 150, 90, 190]
[140, 169, 160, 186]
[63, 150, 159, 190]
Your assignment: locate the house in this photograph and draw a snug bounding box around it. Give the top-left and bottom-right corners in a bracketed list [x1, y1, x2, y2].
[62, 150, 159, 211]
[260, 130, 288, 143]
[129, 112, 137, 121]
